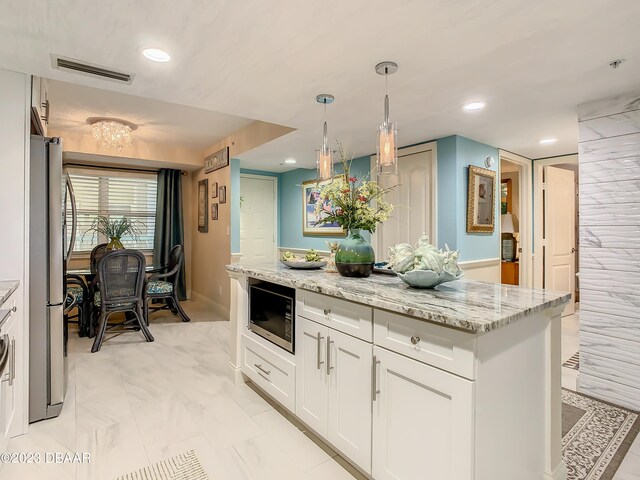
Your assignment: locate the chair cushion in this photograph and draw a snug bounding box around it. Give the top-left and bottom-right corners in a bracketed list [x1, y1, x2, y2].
[66, 285, 84, 303]
[94, 290, 134, 308]
[147, 281, 173, 295]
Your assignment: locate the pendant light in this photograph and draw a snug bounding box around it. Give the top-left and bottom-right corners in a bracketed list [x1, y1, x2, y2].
[316, 94, 335, 181]
[375, 61, 398, 176]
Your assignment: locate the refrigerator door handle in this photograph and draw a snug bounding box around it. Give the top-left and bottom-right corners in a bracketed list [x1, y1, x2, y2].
[48, 139, 64, 305]
[65, 173, 77, 267]
[0, 334, 9, 380]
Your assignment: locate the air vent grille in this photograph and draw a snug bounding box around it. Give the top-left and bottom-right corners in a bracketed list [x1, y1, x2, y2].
[51, 55, 135, 84]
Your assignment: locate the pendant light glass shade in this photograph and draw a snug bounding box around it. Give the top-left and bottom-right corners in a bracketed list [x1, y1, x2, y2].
[375, 62, 398, 176]
[317, 122, 333, 181]
[316, 94, 335, 181]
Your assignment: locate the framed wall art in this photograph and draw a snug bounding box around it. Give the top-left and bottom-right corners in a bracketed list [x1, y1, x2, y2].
[211, 203, 218, 221]
[204, 147, 229, 173]
[219, 185, 226, 204]
[211, 181, 218, 198]
[466, 165, 496, 233]
[302, 177, 346, 236]
[198, 179, 208, 232]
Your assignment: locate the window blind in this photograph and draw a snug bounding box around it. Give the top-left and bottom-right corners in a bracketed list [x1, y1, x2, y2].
[66, 168, 158, 252]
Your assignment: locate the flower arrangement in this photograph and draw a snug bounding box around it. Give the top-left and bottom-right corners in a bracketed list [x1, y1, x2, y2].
[84, 216, 142, 249]
[314, 147, 395, 233]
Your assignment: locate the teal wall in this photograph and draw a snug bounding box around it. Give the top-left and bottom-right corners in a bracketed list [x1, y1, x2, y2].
[435, 136, 458, 250]
[279, 156, 372, 250]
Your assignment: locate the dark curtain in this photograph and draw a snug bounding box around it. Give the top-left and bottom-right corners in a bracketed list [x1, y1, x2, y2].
[154, 169, 186, 300]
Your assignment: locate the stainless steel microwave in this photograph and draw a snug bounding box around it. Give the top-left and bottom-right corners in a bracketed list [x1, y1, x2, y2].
[248, 278, 295, 353]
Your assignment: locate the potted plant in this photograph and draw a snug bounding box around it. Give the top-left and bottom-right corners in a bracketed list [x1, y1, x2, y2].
[85, 216, 142, 250]
[314, 147, 395, 277]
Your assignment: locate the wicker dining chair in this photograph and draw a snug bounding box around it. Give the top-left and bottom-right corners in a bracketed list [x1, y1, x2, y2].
[145, 245, 190, 323]
[90, 243, 109, 274]
[65, 274, 89, 337]
[91, 249, 154, 353]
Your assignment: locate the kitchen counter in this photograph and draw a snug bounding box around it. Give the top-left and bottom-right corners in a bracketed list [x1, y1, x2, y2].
[0, 280, 19, 308]
[226, 263, 569, 333]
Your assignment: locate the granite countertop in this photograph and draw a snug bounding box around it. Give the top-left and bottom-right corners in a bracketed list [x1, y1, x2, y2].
[226, 264, 570, 333]
[0, 280, 19, 308]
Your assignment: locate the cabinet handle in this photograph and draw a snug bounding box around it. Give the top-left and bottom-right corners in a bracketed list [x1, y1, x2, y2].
[9, 338, 15, 386]
[410, 336, 420, 345]
[254, 363, 271, 376]
[326, 336, 334, 375]
[372, 355, 381, 401]
[41, 99, 50, 125]
[10, 306, 16, 313]
[323, 308, 331, 316]
[316, 332, 325, 370]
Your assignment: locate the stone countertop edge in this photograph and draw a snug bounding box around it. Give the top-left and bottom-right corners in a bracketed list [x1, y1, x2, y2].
[226, 264, 570, 334]
[0, 280, 20, 308]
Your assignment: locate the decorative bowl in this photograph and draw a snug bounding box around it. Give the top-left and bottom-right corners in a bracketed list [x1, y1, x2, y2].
[396, 270, 464, 289]
[280, 260, 327, 270]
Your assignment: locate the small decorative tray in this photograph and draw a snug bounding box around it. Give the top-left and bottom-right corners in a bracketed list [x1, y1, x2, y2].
[280, 260, 327, 270]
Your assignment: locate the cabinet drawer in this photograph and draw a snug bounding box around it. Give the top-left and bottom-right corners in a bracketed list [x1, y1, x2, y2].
[374, 310, 476, 379]
[297, 290, 372, 342]
[241, 333, 296, 412]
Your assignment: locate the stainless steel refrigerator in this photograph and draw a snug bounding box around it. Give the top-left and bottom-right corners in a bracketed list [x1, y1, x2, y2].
[29, 135, 76, 422]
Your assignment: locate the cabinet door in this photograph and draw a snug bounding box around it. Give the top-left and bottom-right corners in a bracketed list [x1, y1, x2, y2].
[327, 329, 373, 474]
[372, 346, 474, 480]
[295, 317, 329, 436]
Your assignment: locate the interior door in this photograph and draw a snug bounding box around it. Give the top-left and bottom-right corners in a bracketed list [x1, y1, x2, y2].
[376, 149, 434, 261]
[544, 166, 576, 315]
[239, 175, 276, 263]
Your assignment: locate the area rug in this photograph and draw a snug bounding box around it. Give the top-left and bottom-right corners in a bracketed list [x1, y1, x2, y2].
[563, 388, 640, 480]
[116, 450, 208, 480]
[563, 352, 580, 370]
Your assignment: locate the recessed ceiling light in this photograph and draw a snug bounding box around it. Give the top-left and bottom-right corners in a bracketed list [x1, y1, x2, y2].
[142, 48, 171, 63]
[538, 137, 557, 145]
[463, 101, 486, 111]
[284, 158, 297, 165]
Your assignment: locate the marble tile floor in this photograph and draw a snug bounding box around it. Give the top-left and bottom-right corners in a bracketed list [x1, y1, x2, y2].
[560, 306, 640, 479]
[3, 300, 638, 479]
[2, 301, 363, 480]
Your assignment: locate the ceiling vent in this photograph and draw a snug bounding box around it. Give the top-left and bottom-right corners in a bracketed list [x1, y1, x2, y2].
[50, 54, 135, 84]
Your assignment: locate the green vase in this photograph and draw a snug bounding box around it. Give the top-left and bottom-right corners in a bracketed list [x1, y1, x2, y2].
[106, 237, 124, 250]
[335, 229, 375, 277]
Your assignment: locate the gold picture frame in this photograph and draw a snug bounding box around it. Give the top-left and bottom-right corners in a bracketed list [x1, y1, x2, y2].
[466, 165, 496, 233]
[302, 176, 346, 236]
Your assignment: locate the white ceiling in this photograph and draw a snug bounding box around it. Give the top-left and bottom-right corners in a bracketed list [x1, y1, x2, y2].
[2, 0, 640, 171]
[47, 79, 254, 151]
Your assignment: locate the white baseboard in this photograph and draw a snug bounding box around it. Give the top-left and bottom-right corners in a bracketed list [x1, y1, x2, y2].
[190, 290, 229, 321]
[544, 461, 568, 480]
[231, 252, 243, 264]
[458, 257, 501, 283]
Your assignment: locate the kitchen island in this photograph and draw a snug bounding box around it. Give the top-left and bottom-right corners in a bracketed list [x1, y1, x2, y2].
[227, 263, 570, 480]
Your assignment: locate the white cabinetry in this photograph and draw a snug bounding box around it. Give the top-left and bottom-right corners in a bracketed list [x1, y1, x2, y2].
[0, 292, 21, 453]
[296, 316, 373, 473]
[31, 76, 49, 135]
[372, 346, 474, 480]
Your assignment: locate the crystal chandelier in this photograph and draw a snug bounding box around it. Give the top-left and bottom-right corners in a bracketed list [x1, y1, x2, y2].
[316, 94, 335, 181]
[87, 117, 137, 152]
[375, 61, 398, 176]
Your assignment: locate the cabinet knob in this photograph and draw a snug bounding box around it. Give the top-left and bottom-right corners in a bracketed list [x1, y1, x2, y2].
[11, 306, 16, 313]
[410, 336, 420, 345]
[323, 308, 331, 316]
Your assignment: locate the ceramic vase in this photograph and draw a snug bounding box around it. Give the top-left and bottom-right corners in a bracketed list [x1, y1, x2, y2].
[335, 229, 375, 277]
[106, 237, 124, 251]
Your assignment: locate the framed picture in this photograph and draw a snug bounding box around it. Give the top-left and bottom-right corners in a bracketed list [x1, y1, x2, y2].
[501, 178, 512, 214]
[211, 181, 218, 198]
[466, 165, 496, 233]
[198, 179, 208, 232]
[211, 203, 218, 220]
[219, 185, 226, 204]
[302, 177, 346, 236]
[204, 147, 229, 173]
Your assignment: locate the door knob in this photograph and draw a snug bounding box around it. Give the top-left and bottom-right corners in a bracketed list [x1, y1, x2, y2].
[571, 248, 576, 253]
[410, 336, 420, 345]
[323, 308, 331, 316]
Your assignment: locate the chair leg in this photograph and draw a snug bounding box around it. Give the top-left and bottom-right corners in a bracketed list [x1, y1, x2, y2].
[144, 296, 150, 326]
[135, 304, 154, 343]
[171, 294, 191, 322]
[91, 310, 109, 353]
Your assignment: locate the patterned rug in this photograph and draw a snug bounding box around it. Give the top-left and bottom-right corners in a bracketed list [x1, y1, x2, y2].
[563, 352, 580, 370]
[563, 389, 640, 480]
[117, 450, 208, 480]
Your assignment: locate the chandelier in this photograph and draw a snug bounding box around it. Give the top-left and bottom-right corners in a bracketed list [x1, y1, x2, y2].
[87, 117, 138, 152]
[375, 61, 398, 176]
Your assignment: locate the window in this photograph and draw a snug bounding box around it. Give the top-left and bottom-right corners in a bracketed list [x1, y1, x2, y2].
[67, 168, 158, 253]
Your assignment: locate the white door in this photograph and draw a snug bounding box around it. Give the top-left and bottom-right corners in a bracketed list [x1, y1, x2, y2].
[295, 317, 329, 437]
[544, 166, 576, 315]
[372, 346, 474, 480]
[376, 149, 435, 260]
[239, 175, 277, 264]
[327, 329, 373, 473]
